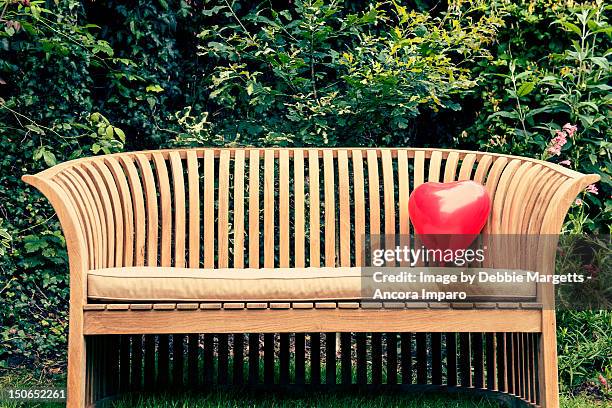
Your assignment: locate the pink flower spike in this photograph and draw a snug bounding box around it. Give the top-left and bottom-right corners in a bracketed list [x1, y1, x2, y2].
[574, 198, 583, 206]
[585, 184, 598, 195]
[562, 123, 578, 136]
[559, 160, 571, 166]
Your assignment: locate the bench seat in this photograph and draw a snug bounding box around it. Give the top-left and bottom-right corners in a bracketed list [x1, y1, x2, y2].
[88, 267, 362, 302]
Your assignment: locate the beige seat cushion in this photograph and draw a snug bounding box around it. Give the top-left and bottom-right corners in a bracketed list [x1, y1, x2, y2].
[88, 267, 362, 302]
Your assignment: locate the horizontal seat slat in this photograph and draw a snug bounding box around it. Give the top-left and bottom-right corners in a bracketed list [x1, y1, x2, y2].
[83, 309, 543, 335]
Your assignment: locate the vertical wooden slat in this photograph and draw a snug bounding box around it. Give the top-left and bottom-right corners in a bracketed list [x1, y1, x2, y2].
[381, 150, 395, 265]
[516, 333, 523, 397]
[486, 332, 496, 390]
[367, 150, 381, 246]
[325, 332, 336, 385]
[187, 151, 200, 268]
[443, 151, 460, 182]
[352, 150, 365, 266]
[530, 333, 537, 403]
[446, 333, 457, 386]
[338, 150, 350, 267]
[497, 332, 507, 392]
[416, 333, 427, 384]
[308, 149, 320, 267]
[133, 156, 158, 267]
[310, 333, 321, 385]
[401, 333, 412, 384]
[263, 150, 275, 268]
[233, 333, 244, 385]
[203, 150, 215, 268]
[340, 333, 351, 385]
[460, 333, 472, 387]
[431, 332, 442, 385]
[217, 151, 230, 268]
[397, 150, 410, 266]
[169, 152, 186, 267]
[372, 333, 383, 385]
[473, 155, 493, 183]
[428, 150, 443, 182]
[92, 161, 124, 267]
[279, 150, 290, 267]
[278, 151, 291, 382]
[152, 153, 171, 267]
[105, 158, 133, 266]
[187, 334, 198, 388]
[248, 150, 260, 268]
[80, 163, 114, 269]
[294, 150, 305, 268]
[506, 333, 514, 394]
[323, 150, 336, 267]
[120, 157, 146, 266]
[67, 169, 102, 270]
[458, 153, 477, 181]
[414, 151, 425, 188]
[233, 151, 245, 268]
[386, 332, 398, 385]
[203, 334, 214, 385]
[172, 334, 184, 389]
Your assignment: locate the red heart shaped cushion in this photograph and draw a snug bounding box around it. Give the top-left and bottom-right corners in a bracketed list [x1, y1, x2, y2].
[408, 180, 491, 252]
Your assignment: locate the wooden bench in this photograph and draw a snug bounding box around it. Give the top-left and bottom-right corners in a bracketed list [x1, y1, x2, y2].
[23, 148, 598, 408]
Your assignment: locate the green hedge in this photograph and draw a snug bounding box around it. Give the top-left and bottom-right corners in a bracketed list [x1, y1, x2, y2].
[0, 0, 609, 394]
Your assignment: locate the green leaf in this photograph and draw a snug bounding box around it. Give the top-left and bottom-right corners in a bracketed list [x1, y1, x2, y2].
[516, 82, 535, 97]
[42, 150, 57, 166]
[145, 84, 164, 93]
[114, 127, 126, 143]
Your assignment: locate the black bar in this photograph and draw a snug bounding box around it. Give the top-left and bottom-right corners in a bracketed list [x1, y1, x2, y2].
[158, 334, 170, 388]
[233, 334, 244, 385]
[446, 333, 457, 387]
[264, 333, 274, 385]
[310, 333, 321, 385]
[473, 332, 484, 388]
[186, 334, 197, 388]
[279, 334, 290, 385]
[172, 334, 183, 389]
[294, 333, 305, 385]
[325, 332, 336, 385]
[401, 333, 412, 385]
[372, 333, 382, 385]
[248, 334, 259, 385]
[485, 333, 495, 390]
[203, 334, 214, 385]
[416, 333, 427, 384]
[386, 333, 398, 384]
[144, 335, 155, 390]
[340, 333, 352, 385]
[218, 334, 229, 385]
[356, 332, 367, 385]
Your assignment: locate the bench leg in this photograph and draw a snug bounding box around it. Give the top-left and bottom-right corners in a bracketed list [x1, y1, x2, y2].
[538, 310, 560, 408]
[67, 312, 87, 408]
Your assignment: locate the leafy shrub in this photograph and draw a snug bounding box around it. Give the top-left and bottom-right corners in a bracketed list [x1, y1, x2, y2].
[183, 0, 502, 147]
[461, 1, 610, 233]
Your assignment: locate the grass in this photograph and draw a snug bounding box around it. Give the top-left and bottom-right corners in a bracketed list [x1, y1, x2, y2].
[110, 390, 503, 408]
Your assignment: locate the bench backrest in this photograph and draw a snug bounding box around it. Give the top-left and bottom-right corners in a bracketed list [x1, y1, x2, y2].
[24, 148, 596, 273]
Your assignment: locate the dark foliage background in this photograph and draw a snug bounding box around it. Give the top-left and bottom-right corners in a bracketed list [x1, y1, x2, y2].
[0, 0, 609, 395]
